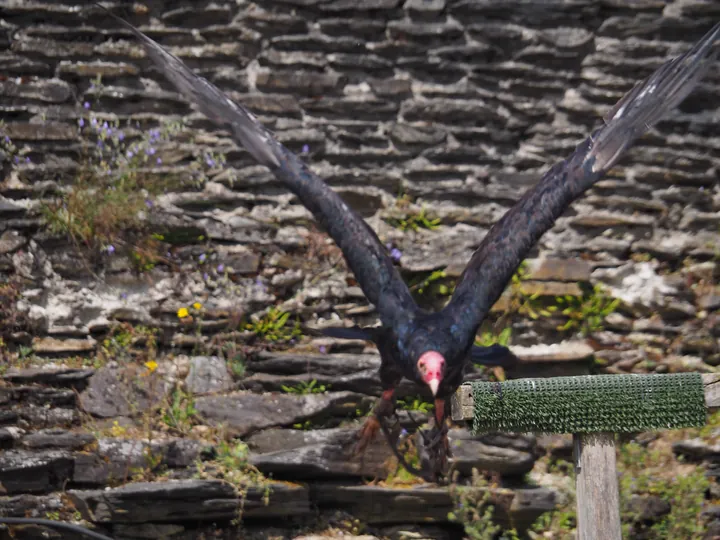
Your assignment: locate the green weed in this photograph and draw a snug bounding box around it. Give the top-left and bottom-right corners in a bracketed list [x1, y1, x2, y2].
[247, 307, 302, 343]
[281, 379, 329, 395]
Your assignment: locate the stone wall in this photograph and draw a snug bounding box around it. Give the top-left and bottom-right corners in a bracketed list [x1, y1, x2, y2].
[1, 1, 719, 538]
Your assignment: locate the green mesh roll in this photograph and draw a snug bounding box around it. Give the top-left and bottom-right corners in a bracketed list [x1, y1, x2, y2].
[471, 373, 706, 434]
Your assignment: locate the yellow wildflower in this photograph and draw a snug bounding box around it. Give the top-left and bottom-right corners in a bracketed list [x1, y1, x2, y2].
[177, 307, 189, 319]
[193, 302, 202, 310]
[144, 360, 158, 372]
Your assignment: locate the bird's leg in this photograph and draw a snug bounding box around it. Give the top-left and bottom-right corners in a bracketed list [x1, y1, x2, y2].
[353, 388, 395, 455]
[419, 398, 451, 480]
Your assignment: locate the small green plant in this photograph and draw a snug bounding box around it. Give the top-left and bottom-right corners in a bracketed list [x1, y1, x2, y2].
[247, 307, 302, 343]
[281, 379, 329, 395]
[448, 469, 515, 539]
[397, 397, 433, 413]
[195, 439, 269, 515]
[387, 206, 442, 232]
[161, 387, 197, 434]
[475, 327, 512, 348]
[45, 511, 61, 521]
[618, 442, 710, 539]
[408, 269, 454, 298]
[554, 284, 620, 336]
[99, 323, 157, 365]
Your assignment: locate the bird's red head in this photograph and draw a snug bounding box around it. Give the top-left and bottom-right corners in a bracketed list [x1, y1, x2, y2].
[417, 351, 445, 396]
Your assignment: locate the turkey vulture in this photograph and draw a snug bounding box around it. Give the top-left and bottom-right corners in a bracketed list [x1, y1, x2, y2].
[98, 4, 719, 479]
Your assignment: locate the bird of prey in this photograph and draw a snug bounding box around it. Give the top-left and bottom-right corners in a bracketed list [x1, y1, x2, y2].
[98, 4, 719, 479]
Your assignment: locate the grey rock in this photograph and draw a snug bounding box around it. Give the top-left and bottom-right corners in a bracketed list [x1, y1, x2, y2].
[449, 429, 537, 477]
[627, 494, 671, 522]
[68, 479, 310, 523]
[185, 356, 234, 395]
[402, 98, 505, 126]
[73, 437, 209, 486]
[0, 449, 73, 494]
[311, 483, 555, 530]
[249, 426, 394, 478]
[22, 428, 95, 450]
[0, 78, 72, 103]
[673, 439, 720, 462]
[3, 367, 95, 388]
[0, 493, 67, 518]
[0, 230, 26, 254]
[79, 365, 173, 419]
[256, 70, 346, 96]
[195, 391, 370, 437]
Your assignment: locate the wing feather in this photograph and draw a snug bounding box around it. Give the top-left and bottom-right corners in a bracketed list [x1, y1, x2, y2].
[98, 5, 418, 329]
[442, 22, 719, 344]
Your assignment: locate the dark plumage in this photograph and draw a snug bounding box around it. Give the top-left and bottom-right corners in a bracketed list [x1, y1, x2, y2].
[99, 3, 719, 478]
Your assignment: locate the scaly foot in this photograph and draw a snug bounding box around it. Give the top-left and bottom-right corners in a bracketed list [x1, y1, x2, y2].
[352, 389, 395, 456]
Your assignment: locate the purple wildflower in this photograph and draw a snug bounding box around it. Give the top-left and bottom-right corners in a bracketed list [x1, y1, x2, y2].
[146, 147, 156, 155]
[319, 345, 327, 354]
[145, 199, 153, 208]
[25, 157, 30, 163]
[13, 156, 19, 164]
[390, 248, 402, 262]
[78, 118, 85, 128]
[106, 245, 115, 255]
[216, 264, 224, 273]
[97, 140, 103, 148]
[156, 157, 162, 164]
[118, 131, 125, 141]
[302, 144, 310, 153]
[119, 292, 128, 300]
[199, 253, 207, 263]
[91, 117, 97, 126]
[83, 101, 90, 109]
[203, 272, 209, 281]
[4, 136, 10, 143]
[126, 150, 134, 158]
[400, 428, 408, 437]
[205, 156, 216, 167]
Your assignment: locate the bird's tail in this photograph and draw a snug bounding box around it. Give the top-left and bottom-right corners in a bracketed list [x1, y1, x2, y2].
[589, 22, 719, 174]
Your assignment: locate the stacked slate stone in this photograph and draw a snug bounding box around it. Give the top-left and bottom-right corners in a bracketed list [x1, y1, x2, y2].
[0, 1, 719, 538]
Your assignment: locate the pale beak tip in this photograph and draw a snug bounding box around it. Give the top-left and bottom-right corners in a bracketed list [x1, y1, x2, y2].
[429, 379, 440, 396]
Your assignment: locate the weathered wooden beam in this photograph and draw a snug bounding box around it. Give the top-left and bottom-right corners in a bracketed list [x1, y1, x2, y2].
[451, 373, 720, 422]
[574, 433, 622, 540]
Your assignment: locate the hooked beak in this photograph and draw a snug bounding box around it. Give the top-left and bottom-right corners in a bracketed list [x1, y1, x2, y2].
[417, 351, 445, 398]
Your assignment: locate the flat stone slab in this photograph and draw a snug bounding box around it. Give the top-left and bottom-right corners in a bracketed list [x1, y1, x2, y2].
[449, 429, 537, 477]
[0, 449, 74, 494]
[73, 437, 210, 486]
[79, 365, 173, 418]
[68, 479, 310, 523]
[195, 391, 370, 437]
[310, 483, 556, 531]
[22, 428, 95, 450]
[249, 426, 394, 478]
[185, 355, 234, 395]
[2, 367, 95, 388]
[248, 426, 537, 480]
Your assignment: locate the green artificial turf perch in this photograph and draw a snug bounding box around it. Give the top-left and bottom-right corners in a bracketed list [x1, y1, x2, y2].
[471, 373, 706, 434]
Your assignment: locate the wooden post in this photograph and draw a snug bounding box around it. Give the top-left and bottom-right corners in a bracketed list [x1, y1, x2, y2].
[573, 432, 621, 540]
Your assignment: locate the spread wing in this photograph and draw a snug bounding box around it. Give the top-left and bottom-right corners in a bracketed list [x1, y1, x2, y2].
[99, 5, 418, 330]
[442, 22, 720, 344]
